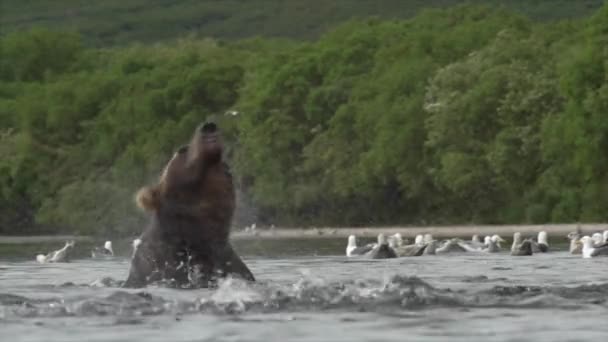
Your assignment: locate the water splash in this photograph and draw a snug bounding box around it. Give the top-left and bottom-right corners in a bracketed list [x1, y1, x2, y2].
[1, 274, 607, 320]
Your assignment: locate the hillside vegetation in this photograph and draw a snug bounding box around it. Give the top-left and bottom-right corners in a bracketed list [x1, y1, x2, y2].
[1, 4, 608, 235]
[0, 0, 604, 45]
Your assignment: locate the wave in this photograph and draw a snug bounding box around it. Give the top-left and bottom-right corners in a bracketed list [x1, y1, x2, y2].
[1, 275, 607, 319]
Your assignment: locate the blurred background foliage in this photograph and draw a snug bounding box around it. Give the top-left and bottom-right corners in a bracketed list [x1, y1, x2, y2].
[1, 1, 608, 235]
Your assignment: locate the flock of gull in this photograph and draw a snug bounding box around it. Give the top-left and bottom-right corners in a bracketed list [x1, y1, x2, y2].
[35, 239, 141, 263]
[32, 229, 608, 264]
[345, 230, 608, 259]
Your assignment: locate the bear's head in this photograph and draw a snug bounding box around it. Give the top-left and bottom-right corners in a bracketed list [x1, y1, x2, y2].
[136, 121, 227, 212]
[188, 122, 223, 166]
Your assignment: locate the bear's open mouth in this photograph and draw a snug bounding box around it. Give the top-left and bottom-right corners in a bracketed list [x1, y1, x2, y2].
[202, 134, 219, 143]
[198, 122, 220, 144]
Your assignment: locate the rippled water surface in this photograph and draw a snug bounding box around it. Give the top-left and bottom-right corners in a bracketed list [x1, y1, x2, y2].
[1, 238, 608, 341]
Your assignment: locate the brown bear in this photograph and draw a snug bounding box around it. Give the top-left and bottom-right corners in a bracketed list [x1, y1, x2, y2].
[123, 121, 255, 288]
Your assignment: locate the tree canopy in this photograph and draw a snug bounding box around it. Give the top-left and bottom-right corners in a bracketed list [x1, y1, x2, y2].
[1, 4, 608, 235]
[1, 0, 603, 45]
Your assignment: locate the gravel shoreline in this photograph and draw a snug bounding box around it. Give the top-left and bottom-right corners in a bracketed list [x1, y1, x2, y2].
[0, 235, 93, 244]
[1, 223, 605, 243]
[230, 223, 607, 240]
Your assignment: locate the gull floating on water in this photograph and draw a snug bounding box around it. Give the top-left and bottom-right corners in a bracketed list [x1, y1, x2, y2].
[511, 232, 522, 253]
[581, 236, 608, 258]
[388, 233, 404, 247]
[91, 241, 114, 258]
[36, 240, 75, 263]
[346, 235, 374, 257]
[392, 239, 428, 257]
[532, 231, 549, 253]
[457, 238, 483, 253]
[485, 236, 502, 253]
[470, 234, 486, 248]
[567, 232, 582, 254]
[369, 234, 397, 259]
[492, 235, 506, 249]
[589, 231, 608, 246]
[510, 233, 533, 256]
[457, 235, 501, 253]
[436, 239, 467, 254]
[457, 235, 485, 251]
[423, 239, 438, 255]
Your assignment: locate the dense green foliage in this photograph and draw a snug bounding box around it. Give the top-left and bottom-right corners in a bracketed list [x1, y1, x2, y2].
[2, 4, 608, 235]
[1, 0, 603, 45]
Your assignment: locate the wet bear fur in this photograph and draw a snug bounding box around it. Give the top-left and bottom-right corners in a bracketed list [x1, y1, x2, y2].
[123, 122, 255, 288]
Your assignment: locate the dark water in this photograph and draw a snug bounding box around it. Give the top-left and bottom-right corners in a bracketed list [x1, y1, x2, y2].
[1, 238, 608, 341]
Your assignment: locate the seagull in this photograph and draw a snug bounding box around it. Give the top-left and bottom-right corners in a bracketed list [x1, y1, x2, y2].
[91, 241, 114, 258]
[581, 236, 608, 258]
[591, 233, 603, 247]
[392, 240, 428, 257]
[532, 231, 549, 253]
[388, 233, 404, 247]
[436, 239, 467, 254]
[423, 239, 438, 255]
[457, 235, 500, 253]
[346, 235, 374, 257]
[511, 240, 533, 256]
[470, 234, 485, 248]
[491, 235, 506, 249]
[567, 232, 582, 254]
[369, 234, 397, 259]
[511, 233, 533, 256]
[485, 235, 502, 253]
[36, 240, 75, 263]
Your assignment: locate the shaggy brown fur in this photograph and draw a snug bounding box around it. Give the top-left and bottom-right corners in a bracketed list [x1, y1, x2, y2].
[124, 122, 255, 288]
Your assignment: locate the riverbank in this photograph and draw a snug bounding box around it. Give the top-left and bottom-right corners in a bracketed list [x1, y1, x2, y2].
[0, 235, 93, 244]
[230, 223, 605, 240]
[0, 223, 604, 244]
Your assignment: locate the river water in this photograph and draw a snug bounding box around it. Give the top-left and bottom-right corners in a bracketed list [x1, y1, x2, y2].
[1, 237, 607, 341]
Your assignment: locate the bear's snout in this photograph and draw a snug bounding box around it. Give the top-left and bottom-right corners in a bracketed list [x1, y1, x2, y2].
[200, 122, 217, 134]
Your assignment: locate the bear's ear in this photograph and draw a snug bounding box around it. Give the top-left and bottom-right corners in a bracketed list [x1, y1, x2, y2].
[135, 185, 160, 212]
